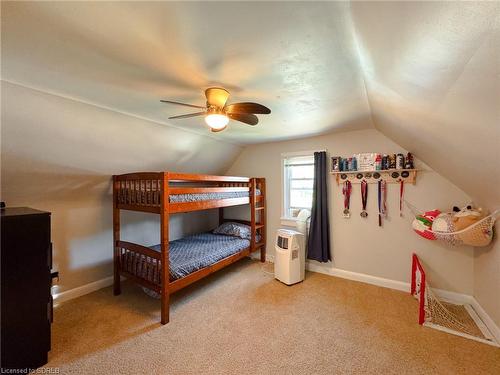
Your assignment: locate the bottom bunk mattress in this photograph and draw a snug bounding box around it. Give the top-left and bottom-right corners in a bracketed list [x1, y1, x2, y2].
[121, 232, 251, 298]
[150, 232, 250, 280]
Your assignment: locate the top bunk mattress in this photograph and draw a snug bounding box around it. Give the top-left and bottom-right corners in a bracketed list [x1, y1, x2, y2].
[169, 189, 260, 203]
[150, 232, 250, 280]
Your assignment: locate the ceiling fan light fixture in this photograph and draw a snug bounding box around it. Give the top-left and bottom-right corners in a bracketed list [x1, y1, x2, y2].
[161, 87, 270, 132]
[205, 113, 229, 130]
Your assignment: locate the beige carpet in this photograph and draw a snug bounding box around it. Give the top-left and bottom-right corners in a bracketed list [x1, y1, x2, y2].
[47, 259, 499, 374]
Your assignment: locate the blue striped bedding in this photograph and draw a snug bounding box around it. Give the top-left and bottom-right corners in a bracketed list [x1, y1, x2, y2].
[150, 232, 250, 281]
[169, 189, 260, 203]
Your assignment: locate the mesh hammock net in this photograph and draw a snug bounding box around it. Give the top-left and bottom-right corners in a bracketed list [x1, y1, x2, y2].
[411, 254, 498, 346]
[407, 202, 498, 247]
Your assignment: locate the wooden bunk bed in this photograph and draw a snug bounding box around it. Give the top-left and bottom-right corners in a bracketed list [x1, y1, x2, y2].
[112, 172, 266, 324]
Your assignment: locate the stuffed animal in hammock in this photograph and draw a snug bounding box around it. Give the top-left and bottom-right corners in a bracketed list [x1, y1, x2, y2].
[452, 206, 492, 246]
[431, 205, 493, 247]
[412, 209, 441, 240]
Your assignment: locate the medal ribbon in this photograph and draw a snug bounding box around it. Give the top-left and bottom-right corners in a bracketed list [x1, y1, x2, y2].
[399, 180, 404, 217]
[381, 180, 387, 216]
[378, 180, 382, 226]
[343, 180, 352, 211]
[361, 180, 368, 213]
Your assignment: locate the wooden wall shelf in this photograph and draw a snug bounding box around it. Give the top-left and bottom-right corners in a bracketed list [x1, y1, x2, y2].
[331, 169, 418, 185]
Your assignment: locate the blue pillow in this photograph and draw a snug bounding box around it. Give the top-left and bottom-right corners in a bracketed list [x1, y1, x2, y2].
[213, 222, 261, 242]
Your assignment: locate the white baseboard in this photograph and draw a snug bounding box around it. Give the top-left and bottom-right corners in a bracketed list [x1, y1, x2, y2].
[432, 288, 473, 305]
[265, 254, 473, 301]
[306, 261, 410, 292]
[52, 276, 114, 305]
[424, 322, 498, 347]
[470, 297, 500, 344]
[258, 254, 409, 292]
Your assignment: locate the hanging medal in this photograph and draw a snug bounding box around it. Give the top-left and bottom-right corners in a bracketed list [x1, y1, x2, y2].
[378, 180, 382, 226]
[360, 180, 368, 218]
[399, 179, 405, 217]
[342, 180, 352, 218]
[378, 180, 387, 226]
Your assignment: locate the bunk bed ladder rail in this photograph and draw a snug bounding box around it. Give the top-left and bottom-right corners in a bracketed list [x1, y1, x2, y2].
[259, 178, 267, 262]
[250, 178, 256, 250]
[251, 177, 266, 262]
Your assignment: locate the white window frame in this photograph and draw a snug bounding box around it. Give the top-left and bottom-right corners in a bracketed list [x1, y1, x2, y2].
[280, 150, 318, 226]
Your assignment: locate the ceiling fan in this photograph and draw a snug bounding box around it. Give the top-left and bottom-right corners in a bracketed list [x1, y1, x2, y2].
[160, 87, 271, 132]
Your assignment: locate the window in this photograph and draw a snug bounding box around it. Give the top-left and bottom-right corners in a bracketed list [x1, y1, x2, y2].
[282, 153, 315, 219]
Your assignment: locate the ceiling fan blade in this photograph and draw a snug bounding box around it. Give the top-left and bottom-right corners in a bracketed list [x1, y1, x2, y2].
[168, 111, 206, 120]
[160, 100, 206, 109]
[205, 87, 230, 108]
[228, 113, 259, 126]
[225, 102, 271, 115]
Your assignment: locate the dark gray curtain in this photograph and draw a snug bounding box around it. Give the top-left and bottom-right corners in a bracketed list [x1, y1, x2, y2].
[307, 151, 331, 262]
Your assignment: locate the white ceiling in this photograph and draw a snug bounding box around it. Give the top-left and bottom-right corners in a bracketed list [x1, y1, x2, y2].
[2, 1, 499, 204]
[1, 1, 372, 144]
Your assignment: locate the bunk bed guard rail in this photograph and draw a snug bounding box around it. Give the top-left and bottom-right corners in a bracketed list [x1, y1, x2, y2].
[113, 172, 261, 213]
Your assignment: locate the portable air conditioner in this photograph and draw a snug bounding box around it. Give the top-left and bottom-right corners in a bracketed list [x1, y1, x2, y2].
[274, 229, 305, 285]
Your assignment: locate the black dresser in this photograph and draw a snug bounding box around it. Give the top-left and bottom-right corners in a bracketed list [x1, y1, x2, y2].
[1, 207, 53, 372]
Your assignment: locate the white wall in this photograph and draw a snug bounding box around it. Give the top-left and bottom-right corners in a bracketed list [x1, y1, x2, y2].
[472, 184, 500, 328]
[1, 82, 241, 291]
[226, 129, 474, 294]
[474, 222, 500, 327]
[474, 224, 500, 329]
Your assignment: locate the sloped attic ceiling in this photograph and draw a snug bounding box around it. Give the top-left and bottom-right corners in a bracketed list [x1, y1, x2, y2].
[1, 1, 498, 205]
[1, 1, 372, 144]
[350, 1, 499, 206]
